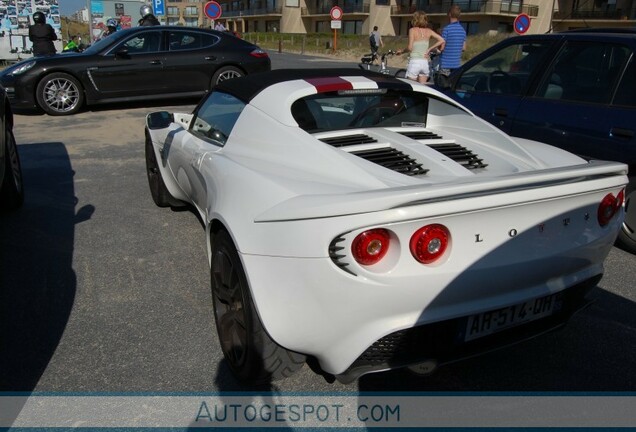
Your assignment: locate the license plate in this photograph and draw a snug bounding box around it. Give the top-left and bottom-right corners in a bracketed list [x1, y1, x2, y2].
[464, 293, 563, 342]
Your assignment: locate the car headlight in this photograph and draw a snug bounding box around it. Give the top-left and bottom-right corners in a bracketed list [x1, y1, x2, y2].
[8, 61, 36, 76]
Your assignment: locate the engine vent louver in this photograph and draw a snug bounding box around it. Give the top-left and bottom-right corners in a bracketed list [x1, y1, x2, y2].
[320, 134, 378, 147]
[398, 130, 443, 140]
[351, 147, 429, 176]
[329, 235, 356, 276]
[428, 143, 488, 170]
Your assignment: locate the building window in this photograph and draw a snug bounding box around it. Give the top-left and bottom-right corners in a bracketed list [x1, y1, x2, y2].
[184, 17, 198, 26]
[315, 21, 329, 32]
[167, 6, 179, 15]
[342, 20, 362, 34]
[376, 0, 390, 4]
[463, 21, 479, 35]
[184, 6, 198, 15]
[266, 20, 279, 31]
[167, 17, 180, 25]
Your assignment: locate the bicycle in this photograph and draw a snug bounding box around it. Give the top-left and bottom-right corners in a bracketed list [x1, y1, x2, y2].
[358, 50, 397, 75]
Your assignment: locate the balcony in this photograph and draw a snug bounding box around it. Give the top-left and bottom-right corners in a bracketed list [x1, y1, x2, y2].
[553, 6, 636, 19]
[302, 2, 370, 15]
[391, 0, 538, 16]
[223, 6, 283, 17]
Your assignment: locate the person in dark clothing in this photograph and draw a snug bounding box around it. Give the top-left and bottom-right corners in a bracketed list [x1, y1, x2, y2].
[29, 11, 57, 56]
[138, 4, 160, 26]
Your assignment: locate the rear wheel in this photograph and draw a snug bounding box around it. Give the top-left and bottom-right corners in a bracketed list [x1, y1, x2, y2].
[617, 180, 636, 254]
[211, 230, 305, 383]
[0, 128, 24, 211]
[36, 73, 84, 116]
[211, 66, 244, 87]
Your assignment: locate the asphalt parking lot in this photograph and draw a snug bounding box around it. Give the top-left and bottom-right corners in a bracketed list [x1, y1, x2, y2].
[2, 51, 636, 394]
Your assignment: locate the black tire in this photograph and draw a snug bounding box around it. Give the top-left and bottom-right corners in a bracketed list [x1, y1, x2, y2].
[144, 130, 183, 208]
[211, 66, 244, 87]
[617, 180, 636, 254]
[36, 72, 84, 116]
[394, 69, 407, 79]
[211, 230, 306, 383]
[0, 127, 24, 211]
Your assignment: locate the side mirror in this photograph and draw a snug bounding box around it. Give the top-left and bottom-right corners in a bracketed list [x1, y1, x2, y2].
[114, 47, 129, 58]
[147, 111, 174, 129]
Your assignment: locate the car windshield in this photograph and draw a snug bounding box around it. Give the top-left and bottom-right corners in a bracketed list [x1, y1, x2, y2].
[291, 89, 429, 132]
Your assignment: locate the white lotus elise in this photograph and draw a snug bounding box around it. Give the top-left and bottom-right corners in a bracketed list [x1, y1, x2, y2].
[145, 69, 627, 383]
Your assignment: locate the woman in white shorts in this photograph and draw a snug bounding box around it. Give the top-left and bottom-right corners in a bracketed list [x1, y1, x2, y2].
[397, 11, 444, 84]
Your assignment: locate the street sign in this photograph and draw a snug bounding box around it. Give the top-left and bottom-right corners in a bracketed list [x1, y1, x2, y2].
[153, 0, 165, 16]
[513, 13, 531, 34]
[204, 1, 223, 20]
[330, 6, 343, 20]
[330, 20, 341, 29]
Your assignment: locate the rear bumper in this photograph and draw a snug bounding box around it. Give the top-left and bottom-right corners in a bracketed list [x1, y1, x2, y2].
[335, 275, 598, 383]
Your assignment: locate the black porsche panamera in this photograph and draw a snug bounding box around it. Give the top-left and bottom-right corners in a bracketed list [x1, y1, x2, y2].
[0, 26, 270, 116]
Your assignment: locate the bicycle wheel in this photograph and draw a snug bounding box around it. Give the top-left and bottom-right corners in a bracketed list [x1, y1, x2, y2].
[394, 69, 407, 79]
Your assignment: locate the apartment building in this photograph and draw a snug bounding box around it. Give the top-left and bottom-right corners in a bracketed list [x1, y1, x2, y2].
[160, 0, 636, 35]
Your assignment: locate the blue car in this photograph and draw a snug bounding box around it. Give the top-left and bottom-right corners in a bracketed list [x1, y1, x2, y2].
[438, 29, 636, 254]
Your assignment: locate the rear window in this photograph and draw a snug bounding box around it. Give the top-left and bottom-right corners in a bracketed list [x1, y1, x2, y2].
[535, 41, 631, 104]
[612, 55, 636, 108]
[169, 30, 219, 51]
[291, 89, 430, 132]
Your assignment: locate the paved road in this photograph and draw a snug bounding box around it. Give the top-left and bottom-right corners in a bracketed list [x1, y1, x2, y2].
[1, 51, 636, 394]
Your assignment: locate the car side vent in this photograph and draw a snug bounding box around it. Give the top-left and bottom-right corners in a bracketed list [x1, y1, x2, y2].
[428, 143, 488, 169]
[320, 134, 378, 148]
[329, 235, 356, 276]
[399, 130, 443, 140]
[351, 147, 429, 176]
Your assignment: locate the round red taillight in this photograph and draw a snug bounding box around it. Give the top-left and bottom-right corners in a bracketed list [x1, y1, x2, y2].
[598, 192, 618, 226]
[617, 188, 625, 208]
[410, 224, 450, 264]
[351, 229, 391, 266]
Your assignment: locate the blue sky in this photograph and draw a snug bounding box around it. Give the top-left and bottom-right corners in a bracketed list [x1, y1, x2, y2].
[60, 0, 88, 16]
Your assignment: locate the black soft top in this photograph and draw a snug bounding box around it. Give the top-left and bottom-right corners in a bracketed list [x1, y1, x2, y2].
[214, 68, 410, 103]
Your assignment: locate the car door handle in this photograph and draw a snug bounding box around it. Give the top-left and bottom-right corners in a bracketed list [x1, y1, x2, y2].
[204, 56, 217, 61]
[493, 108, 508, 117]
[149, 60, 162, 65]
[610, 127, 634, 139]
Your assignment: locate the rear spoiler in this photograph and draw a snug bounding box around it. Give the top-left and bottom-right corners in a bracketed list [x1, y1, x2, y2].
[255, 160, 628, 222]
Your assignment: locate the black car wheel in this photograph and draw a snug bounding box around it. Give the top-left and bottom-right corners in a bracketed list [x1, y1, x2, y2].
[36, 73, 84, 116]
[211, 66, 244, 87]
[617, 180, 636, 254]
[0, 127, 24, 211]
[211, 230, 305, 383]
[144, 130, 182, 208]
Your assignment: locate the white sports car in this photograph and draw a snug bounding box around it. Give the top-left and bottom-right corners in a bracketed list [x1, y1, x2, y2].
[145, 69, 627, 384]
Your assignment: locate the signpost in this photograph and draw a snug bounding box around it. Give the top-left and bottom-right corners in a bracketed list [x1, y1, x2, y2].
[204, 0, 223, 20]
[330, 6, 343, 51]
[513, 13, 531, 34]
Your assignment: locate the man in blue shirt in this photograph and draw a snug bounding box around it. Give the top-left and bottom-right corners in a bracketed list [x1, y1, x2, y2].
[439, 5, 466, 72]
